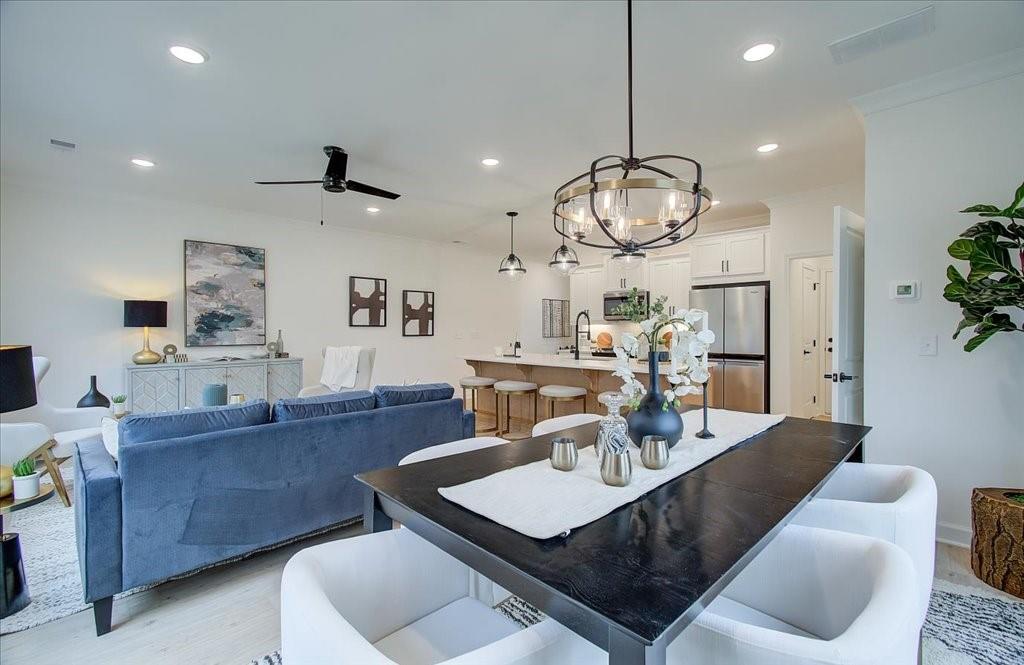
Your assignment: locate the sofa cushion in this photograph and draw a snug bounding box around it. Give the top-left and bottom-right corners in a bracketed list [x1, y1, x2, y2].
[373, 383, 455, 407]
[272, 390, 376, 422]
[118, 399, 270, 445]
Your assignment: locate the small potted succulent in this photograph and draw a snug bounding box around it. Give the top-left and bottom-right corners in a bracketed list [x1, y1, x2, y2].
[111, 394, 128, 417]
[12, 459, 40, 500]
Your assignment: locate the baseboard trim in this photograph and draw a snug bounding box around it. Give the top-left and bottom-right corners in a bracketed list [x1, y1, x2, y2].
[937, 521, 971, 549]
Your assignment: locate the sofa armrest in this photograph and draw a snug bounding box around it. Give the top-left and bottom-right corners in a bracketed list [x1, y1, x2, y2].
[462, 409, 476, 440]
[74, 436, 122, 602]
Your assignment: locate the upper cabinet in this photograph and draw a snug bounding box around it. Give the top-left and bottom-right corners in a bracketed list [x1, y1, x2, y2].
[604, 256, 648, 291]
[647, 256, 691, 316]
[691, 230, 767, 280]
[569, 266, 605, 322]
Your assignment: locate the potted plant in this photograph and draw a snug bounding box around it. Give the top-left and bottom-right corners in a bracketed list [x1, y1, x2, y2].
[12, 459, 40, 500]
[944, 181, 1023, 599]
[111, 394, 128, 417]
[611, 289, 715, 447]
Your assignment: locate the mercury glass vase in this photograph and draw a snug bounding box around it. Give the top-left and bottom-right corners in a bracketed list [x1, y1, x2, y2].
[596, 392, 629, 463]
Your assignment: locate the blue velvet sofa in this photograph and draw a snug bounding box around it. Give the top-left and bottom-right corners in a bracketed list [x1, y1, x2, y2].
[73, 384, 473, 635]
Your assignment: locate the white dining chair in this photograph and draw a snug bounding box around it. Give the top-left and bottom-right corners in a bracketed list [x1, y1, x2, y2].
[299, 347, 376, 397]
[399, 436, 508, 466]
[791, 463, 937, 625]
[281, 528, 592, 665]
[531, 413, 601, 438]
[665, 524, 920, 665]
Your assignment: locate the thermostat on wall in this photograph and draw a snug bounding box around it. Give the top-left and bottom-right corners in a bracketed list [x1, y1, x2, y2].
[889, 280, 919, 300]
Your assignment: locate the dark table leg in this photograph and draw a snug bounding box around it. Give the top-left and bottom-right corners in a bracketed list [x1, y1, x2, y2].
[363, 487, 393, 534]
[608, 628, 665, 665]
[849, 441, 864, 463]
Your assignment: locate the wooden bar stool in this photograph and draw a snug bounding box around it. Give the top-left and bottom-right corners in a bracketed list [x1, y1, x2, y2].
[539, 385, 588, 420]
[459, 376, 498, 433]
[492, 380, 538, 439]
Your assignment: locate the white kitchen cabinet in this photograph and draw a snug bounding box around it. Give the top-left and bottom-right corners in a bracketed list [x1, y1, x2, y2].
[568, 266, 604, 322]
[691, 230, 767, 279]
[604, 256, 648, 291]
[648, 256, 691, 316]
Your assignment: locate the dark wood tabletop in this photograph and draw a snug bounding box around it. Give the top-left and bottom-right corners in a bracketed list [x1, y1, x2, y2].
[357, 416, 871, 664]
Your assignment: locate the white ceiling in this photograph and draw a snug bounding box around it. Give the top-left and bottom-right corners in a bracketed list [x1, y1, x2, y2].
[2, 1, 1022, 258]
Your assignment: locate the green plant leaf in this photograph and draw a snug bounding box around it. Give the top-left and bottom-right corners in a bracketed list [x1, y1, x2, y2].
[947, 238, 973, 260]
[969, 236, 1012, 276]
[963, 327, 999, 351]
[946, 264, 966, 285]
[961, 220, 1010, 239]
[952, 316, 977, 339]
[961, 204, 1000, 214]
[1013, 181, 1024, 210]
[1009, 208, 1024, 221]
[942, 281, 966, 302]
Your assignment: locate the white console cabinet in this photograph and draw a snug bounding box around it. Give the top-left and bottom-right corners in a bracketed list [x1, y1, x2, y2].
[125, 358, 303, 413]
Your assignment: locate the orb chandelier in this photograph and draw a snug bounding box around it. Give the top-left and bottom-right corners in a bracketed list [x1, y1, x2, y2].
[548, 216, 580, 275]
[497, 211, 526, 280]
[551, 0, 713, 259]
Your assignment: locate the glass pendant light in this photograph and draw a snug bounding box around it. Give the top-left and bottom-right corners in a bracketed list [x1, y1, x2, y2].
[498, 211, 527, 280]
[549, 216, 580, 275]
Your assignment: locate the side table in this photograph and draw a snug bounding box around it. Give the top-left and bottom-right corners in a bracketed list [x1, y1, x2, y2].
[1, 484, 56, 618]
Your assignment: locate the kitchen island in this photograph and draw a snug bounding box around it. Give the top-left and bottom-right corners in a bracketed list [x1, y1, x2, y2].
[462, 352, 719, 419]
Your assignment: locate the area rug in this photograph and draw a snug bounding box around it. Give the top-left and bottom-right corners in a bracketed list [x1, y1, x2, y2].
[247, 580, 1023, 665]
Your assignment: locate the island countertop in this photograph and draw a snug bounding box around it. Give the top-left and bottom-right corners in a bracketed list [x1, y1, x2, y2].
[461, 352, 714, 376]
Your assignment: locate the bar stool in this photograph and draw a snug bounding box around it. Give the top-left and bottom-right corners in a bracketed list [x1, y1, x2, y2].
[493, 380, 538, 439]
[459, 376, 498, 433]
[538, 385, 588, 420]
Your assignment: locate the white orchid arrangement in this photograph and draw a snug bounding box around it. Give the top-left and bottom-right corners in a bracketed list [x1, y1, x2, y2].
[611, 290, 716, 411]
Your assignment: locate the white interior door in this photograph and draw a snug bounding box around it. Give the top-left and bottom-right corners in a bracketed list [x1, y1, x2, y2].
[832, 207, 865, 424]
[799, 261, 820, 418]
[819, 258, 835, 416]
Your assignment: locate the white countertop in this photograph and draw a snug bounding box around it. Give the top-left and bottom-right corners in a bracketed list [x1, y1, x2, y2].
[462, 352, 713, 376]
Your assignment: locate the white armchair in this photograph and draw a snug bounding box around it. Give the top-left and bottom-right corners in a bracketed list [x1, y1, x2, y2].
[281, 528, 591, 665]
[0, 357, 110, 506]
[299, 347, 376, 397]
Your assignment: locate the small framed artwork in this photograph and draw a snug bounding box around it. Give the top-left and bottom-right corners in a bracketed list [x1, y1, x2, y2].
[349, 276, 387, 327]
[402, 290, 434, 337]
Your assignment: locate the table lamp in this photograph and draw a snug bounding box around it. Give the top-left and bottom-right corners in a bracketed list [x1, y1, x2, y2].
[124, 300, 167, 365]
[0, 345, 37, 413]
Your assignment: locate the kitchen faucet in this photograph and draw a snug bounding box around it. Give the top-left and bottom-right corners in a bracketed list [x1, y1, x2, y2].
[574, 310, 591, 360]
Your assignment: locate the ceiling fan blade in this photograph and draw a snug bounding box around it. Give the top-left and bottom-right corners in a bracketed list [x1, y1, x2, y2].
[345, 180, 401, 200]
[254, 180, 324, 185]
[324, 149, 348, 180]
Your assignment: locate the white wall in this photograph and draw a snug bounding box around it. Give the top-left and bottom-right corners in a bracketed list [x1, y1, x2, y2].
[0, 180, 569, 405]
[764, 182, 864, 414]
[857, 60, 1024, 545]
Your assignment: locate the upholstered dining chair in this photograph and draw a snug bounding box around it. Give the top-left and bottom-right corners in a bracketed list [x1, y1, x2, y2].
[0, 357, 109, 506]
[531, 413, 601, 438]
[281, 528, 594, 664]
[299, 347, 376, 397]
[791, 463, 938, 627]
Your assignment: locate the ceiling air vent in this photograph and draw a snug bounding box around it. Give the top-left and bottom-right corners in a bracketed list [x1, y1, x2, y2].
[828, 5, 935, 65]
[49, 138, 76, 150]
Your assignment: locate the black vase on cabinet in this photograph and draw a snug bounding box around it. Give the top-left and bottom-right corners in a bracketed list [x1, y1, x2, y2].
[77, 375, 110, 408]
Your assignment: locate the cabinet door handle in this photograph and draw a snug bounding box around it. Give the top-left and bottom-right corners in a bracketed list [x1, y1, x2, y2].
[721, 260, 725, 273]
[727, 259, 730, 272]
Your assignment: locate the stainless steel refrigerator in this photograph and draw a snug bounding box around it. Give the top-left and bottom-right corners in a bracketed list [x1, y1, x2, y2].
[689, 282, 769, 413]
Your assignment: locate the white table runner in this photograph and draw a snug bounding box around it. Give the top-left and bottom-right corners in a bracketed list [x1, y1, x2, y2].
[439, 409, 785, 539]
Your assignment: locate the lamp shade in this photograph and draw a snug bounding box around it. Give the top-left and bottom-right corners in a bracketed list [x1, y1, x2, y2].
[0, 345, 38, 413]
[124, 300, 167, 327]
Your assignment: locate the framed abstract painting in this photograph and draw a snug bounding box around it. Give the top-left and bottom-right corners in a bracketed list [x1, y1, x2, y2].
[402, 290, 434, 337]
[350, 276, 387, 327]
[184, 239, 266, 347]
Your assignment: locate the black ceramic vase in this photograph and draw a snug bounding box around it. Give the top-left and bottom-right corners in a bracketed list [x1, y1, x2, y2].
[626, 351, 684, 448]
[76, 375, 110, 408]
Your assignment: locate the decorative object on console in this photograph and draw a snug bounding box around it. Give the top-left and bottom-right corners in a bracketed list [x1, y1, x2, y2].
[111, 394, 127, 417]
[76, 375, 110, 408]
[611, 289, 713, 447]
[173, 353, 188, 363]
[162, 344, 177, 362]
[201, 383, 228, 407]
[267, 342, 278, 357]
[184, 239, 266, 347]
[274, 329, 285, 356]
[550, 0, 712, 259]
[497, 211, 526, 280]
[228, 393, 246, 405]
[11, 460, 39, 501]
[402, 290, 434, 337]
[124, 299, 167, 364]
[349, 276, 387, 327]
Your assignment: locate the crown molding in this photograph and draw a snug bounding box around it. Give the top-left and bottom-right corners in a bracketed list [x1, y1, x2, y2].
[851, 47, 1024, 117]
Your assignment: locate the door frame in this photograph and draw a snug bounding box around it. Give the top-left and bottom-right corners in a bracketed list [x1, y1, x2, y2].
[784, 251, 832, 418]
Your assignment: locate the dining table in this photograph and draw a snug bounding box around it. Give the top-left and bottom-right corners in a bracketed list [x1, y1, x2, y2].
[356, 413, 871, 664]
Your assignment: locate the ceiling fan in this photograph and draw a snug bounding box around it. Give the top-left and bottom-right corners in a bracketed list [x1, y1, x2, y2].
[255, 146, 400, 200]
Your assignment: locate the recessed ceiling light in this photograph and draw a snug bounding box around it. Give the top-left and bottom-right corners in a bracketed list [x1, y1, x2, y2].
[130, 158, 155, 168]
[169, 45, 208, 64]
[756, 143, 779, 153]
[366, 207, 381, 214]
[711, 199, 721, 206]
[742, 42, 777, 62]
[481, 158, 500, 167]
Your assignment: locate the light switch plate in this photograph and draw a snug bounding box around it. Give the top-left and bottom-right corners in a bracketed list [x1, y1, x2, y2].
[918, 335, 937, 356]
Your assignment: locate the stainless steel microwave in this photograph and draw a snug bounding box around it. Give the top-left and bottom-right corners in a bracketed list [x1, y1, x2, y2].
[603, 290, 648, 321]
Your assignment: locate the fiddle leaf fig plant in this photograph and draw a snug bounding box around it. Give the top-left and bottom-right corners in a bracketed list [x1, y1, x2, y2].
[943, 181, 1024, 352]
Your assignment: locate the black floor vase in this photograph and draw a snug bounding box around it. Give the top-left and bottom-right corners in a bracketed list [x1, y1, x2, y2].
[77, 375, 110, 408]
